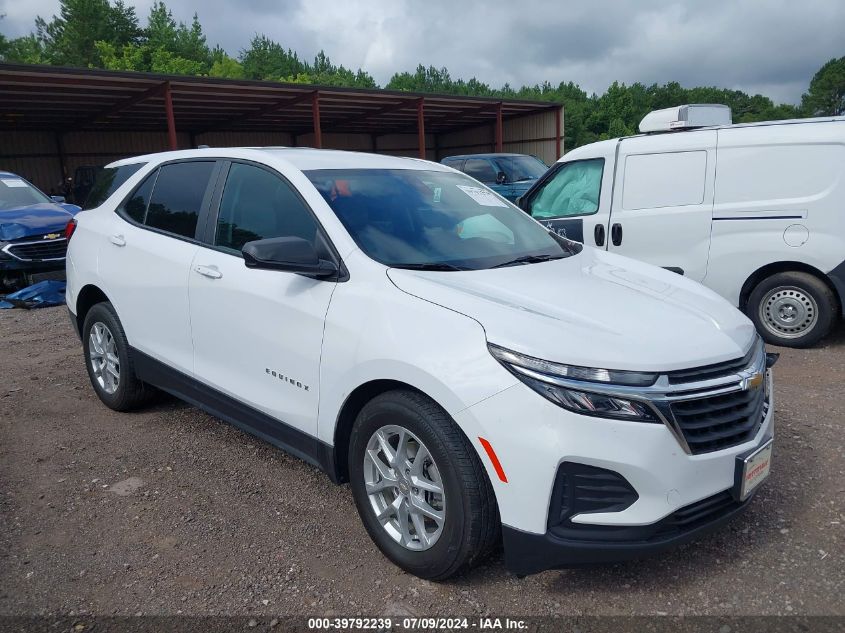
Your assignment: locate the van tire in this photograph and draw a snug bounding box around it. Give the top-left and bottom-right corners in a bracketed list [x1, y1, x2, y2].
[746, 272, 837, 348]
[82, 302, 156, 411]
[348, 390, 500, 580]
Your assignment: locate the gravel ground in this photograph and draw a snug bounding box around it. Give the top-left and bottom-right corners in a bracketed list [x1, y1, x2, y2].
[1, 306, 843, 618]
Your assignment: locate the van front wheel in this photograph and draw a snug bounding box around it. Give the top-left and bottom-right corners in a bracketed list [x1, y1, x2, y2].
[747, 272, 837, 348]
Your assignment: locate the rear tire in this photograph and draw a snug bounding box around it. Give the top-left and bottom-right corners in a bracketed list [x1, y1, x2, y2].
[746, 271, 837, 348]
[82, 302, 156, 411]
[348, 390, 499, 580]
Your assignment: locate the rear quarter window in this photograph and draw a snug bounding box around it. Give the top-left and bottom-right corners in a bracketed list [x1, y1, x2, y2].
[83, 163, 145, 210]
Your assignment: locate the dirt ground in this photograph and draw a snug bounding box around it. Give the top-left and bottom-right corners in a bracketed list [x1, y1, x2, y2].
[1, 306, 843, 618]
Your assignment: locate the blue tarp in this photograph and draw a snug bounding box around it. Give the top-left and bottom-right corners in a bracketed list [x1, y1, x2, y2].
[0, 280, 66, 309]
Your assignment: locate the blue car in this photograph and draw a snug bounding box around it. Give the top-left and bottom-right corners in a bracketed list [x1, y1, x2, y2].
[440, 153, 549, 202]
[0, 171, 81, 289]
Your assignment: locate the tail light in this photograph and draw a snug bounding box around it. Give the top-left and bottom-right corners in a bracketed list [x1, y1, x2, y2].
[65, 218, 77, 241]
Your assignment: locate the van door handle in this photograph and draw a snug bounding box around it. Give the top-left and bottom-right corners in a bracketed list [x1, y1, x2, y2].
[109, 234, 126, 247]
[611, 223, 623, 246]
[194, 265, 222, 280]
[594, 224, 606, 247]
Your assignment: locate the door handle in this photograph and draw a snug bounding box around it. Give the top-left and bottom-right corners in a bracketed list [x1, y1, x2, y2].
[109, 234, 126, 247]
[594, 224, 606, 247]
[611, 223, 623, 246]
[194, 265, 223, 280]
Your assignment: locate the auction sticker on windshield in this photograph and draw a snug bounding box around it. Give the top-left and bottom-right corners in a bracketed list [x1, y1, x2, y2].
[456, 185, 508, 207]
[1, 179, 28, 188]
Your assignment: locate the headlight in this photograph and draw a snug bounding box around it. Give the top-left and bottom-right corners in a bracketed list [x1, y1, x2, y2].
[488, 344, 660, 422]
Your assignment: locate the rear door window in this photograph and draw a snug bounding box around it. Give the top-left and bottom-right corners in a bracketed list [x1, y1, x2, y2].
[529, 158, 604, 219]
[83, 163, 145, 209]
[145, 162, 215, 239]
[119, 170, 157, 223]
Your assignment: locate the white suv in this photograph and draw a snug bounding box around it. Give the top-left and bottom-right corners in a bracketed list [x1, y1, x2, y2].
[65, 148, 775, 579]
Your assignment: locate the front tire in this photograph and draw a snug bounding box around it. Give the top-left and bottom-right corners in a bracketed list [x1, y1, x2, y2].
[348, 390, 499, 580]
[82, 302, 156, 411]
[746, 271, 837, 348]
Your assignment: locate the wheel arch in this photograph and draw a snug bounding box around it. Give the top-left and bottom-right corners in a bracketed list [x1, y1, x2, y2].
[74, 284, 112, 337]
[738, 261, 842, 314]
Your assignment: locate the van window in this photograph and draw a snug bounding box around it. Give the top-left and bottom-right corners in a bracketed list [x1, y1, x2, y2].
[529, 158, 604, 219]
[145, 161, 215, 239]
[622, 151, 706, 209]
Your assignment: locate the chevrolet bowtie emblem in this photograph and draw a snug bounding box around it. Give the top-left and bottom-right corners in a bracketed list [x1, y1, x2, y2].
[43, 232, 62, 240]
[743, 372, 764, 391]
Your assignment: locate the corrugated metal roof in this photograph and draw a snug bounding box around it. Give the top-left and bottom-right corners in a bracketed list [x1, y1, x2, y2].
[0, 63, 561, 135]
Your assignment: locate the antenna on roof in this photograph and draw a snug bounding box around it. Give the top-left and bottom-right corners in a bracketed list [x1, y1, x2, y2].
[639, 104, 732, 133]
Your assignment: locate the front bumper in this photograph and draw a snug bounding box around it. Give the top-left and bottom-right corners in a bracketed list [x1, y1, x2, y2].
[454, 367, 774, 575]
[502, 487, 754, 575]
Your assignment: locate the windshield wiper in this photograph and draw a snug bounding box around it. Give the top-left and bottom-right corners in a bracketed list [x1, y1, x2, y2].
[391, 262, 468, 272]
[492, 254, 563, 268]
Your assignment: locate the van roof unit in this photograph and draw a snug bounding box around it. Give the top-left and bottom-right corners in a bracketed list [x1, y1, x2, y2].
[639, 104, 732, 133]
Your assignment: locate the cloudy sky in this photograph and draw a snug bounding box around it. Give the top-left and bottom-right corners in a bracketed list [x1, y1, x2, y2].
[1, 0, 843, 104]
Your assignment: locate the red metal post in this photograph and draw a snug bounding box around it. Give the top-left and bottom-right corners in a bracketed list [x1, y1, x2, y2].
[163, 82, 177, 150]
[417, 98, 426, 159]
[312, 91, 322, 149]
[555, 107, 562, 157]
[495, 102, 503, 152]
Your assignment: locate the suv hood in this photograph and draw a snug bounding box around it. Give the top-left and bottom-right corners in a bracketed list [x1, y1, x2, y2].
[0, 203, 78, 241]
[387, 248, 756, 372]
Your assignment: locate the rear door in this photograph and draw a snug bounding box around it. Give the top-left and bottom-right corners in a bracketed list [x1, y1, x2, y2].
[607, 131, 716, 281]
[98, 160, 219, 374]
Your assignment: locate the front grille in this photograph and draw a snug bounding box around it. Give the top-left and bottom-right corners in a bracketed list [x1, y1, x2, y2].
[548, 462, 638, 531]
[5, 238, 67, 261]
[667, 345, 756, 384]
[670, 386, 765, 454]
[655, 490, 740, 537]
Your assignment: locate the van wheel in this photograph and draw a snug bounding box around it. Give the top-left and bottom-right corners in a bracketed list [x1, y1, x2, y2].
[747, 272, 837, 348]
[348, 390, 499, 580]
[82, 302, 156, 411]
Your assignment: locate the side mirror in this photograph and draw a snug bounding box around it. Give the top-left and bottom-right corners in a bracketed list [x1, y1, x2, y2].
[495, 171, 508, 185]
[242, 237, 338, 279]
[51, 195, 66, 203]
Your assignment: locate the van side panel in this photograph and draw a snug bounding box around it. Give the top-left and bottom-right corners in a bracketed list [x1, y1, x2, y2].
[706, 122, 845, 307]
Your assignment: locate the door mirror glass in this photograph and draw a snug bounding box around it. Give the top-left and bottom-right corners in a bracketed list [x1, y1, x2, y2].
[242, 236, 337, 279]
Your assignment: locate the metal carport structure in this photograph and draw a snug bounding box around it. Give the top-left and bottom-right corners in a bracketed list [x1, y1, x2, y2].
[0, 63, 563, 194]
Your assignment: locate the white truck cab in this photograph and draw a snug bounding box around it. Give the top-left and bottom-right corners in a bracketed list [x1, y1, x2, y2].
[519, 105, 845, 347]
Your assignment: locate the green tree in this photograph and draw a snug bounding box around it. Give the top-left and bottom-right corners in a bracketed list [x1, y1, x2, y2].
[34, 0, 141, 66]
[801, 57, 845, 116]
[239, 35, 306, 80]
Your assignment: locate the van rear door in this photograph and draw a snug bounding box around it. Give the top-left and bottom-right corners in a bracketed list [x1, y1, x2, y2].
[607, 131, 716, 281]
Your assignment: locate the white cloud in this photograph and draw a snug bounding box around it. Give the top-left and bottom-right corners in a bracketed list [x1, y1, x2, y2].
[1, 0, 842, 103]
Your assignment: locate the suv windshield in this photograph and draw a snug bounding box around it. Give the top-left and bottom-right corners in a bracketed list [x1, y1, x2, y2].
[0, 176, 52, 210]
[495, 155, 547, 182]
[305, 168, 579, 270]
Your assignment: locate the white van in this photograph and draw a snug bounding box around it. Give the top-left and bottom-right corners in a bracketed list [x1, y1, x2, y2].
[518, 105, 845, 347]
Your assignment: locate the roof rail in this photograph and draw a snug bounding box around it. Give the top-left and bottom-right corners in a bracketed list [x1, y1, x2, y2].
[639, 104, 732, 133]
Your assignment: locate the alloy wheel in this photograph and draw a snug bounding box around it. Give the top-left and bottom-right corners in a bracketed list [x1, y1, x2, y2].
[363, 424, 446, 551]
[89, 321, 120, 394]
